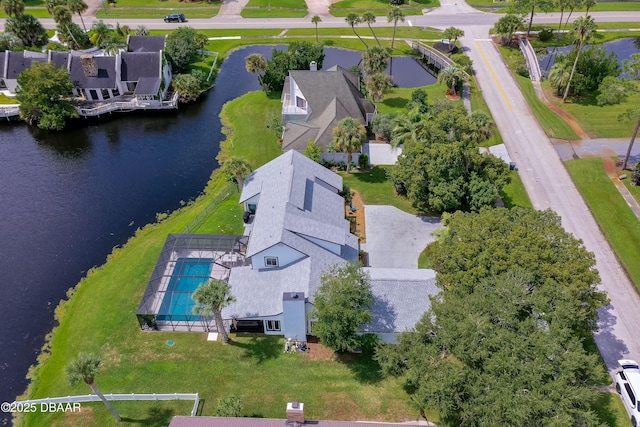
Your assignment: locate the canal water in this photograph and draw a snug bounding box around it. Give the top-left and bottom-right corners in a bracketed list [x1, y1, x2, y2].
[0, 45, 432, 422]
[538, 37, 640, 77]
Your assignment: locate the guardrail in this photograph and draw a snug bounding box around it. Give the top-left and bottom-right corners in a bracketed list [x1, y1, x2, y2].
[0, 105, 20, 118]
[77, 94, 179, 117]
[412, 41, 454, 70]
[518, 37, 542, 82]
[11, 393, 199, 417]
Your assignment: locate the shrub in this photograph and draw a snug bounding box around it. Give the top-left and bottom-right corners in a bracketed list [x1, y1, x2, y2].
[339, 184, 353, 204]
[451, 54, 473, 76]
[633, 164, 640, 186]
[538, 27, 553, 42]
[358, 153, 369, 169]
[514, 56, 529, 78]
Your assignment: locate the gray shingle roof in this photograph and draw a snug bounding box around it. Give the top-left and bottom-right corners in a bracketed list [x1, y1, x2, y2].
[282, 66, 375, 152]
[6, 51, 47, 79]
[49, 51, 70, 70]
[127, 35, 166, 52]
[134, 76, 161, 95]
[362, 268, 439, 334]
[170, 416, 424, 427]
[0, 52, 6, 78]
[69, 55, 116, 89]
[120, 51, 160, 82]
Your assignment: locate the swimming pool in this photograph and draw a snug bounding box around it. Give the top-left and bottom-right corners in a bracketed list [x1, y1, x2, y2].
[157, 258, 213, 322]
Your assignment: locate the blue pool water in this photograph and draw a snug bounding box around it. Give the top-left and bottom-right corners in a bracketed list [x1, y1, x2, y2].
[157, 258, 213, 321]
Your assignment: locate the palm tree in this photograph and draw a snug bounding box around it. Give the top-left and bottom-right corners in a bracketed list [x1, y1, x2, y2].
[562, 0, 582, 31]
[345, 13, 367, 49]
[44, 0, 64, 15]
[443, 26, 464, 52]
[332, 117, 367, 172]
[192, 279, 236, 344]
[221, 157, 252, 190]
[468, 111, 493, 144]
[361, 11, 381, 47]
[562, 15, 597, 103]
[2, 0, 25, 17]
[621, 111, 640, 171]
[555, 0, 569, 31]
[90, 20, 112, 48]
[387, 7, 404, 50]
[366, 73, 392, 103]
[52, 4, 72, 26]
[135, 25, 149, 36]
[311, 15, 321, 43]
[67, 0, 87, 32]
[362, 46, 389, 75]
[437, 65, 467, 97]
[548, 59, 571, 95]
[584, 0, 595, 14]
[245, 53, 267, 88]
[66, 353, 121, 422]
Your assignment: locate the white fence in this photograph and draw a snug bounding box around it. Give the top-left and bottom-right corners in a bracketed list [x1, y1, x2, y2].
[12, 392, 199, 416]
[77, 93, 179, 117]
[0, 105, 20, 118]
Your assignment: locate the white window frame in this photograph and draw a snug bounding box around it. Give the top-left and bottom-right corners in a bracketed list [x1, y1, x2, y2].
[266, 320, 281, 331]
[265, 256, 278, 267]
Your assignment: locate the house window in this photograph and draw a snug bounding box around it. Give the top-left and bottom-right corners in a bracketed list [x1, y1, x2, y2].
[89, 89, 98, 100]
[265, 257, 278, 267]
[248, 203, 257, 214]
[101, 89, 110, 100]
[296, 96, 306, 109]
[266, 320, 281, 331]
[112, 87, 120, 97]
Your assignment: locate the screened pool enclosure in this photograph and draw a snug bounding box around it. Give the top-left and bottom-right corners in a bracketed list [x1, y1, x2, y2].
[136, 234, 248, 332]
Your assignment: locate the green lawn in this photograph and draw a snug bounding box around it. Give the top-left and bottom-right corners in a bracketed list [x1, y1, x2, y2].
[542, 81, 640, 138]
[329, 0, 438, 16]
[469, 79, 504, 147]
[247, 0, 306, 7]
[0, 94, 19, 104]
[376, 83, 454, 114]
[565, 158, 640, 291]
[285, 26, 443, 40]
[240, 8, 308, 17]
[624, 178, 640, 204]
[499, 170, 533, 209]
[0, 8, 51, 18]
[340, 166, 419, 214]
[468, 0, 640, 11]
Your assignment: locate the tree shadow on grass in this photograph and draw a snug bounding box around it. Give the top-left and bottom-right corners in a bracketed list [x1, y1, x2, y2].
[591, 392, 624, 426]
[120, 406, 174, 427]
[337, 351, 384, 385]
[381, 97, 409, 110]
[230, 336, 282, 364]
[347, 166, 389, 184]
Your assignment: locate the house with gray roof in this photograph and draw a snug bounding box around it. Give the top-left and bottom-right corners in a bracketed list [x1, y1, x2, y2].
[127, 35, 166, 53]
[117, 50, 171, 102]
[69, 53, 119, 101]
[220, 150, 437, 343]
[281, 65, 375, 163]
[0, 51, 47, 93]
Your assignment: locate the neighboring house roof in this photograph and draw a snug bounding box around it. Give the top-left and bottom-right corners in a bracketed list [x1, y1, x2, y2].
[5, 51, 47, 79]
[134, 76, 161, 95]
[69, 55, 117, 89]
[127, 35, 166, 52]
[282, 65, 375, 152]
[121, 51, 160, 82]
[362, 268, 438, 334]
[0, 52, 6, 78]
[49, 51, 70, 70]
[225, 151, 358, 319]
[169, 416, 423, 427]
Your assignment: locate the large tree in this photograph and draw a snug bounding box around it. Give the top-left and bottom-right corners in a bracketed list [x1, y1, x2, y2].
[165, 26, 203, 73]
[387, 7, 404, 49]
[311, 15, 321, 43]
[494, 13, 524, 46]
[437, 64, 468, 97]
[366, 72, 392, 103]
[331, 117, 367, 172]
[67, 0, 88, 32]
[172, 73, 206, 103]
[375, 207, 608, 426]
[4, 14, 48, 47]
[442, 26, 464, 51]
[245, 53, 267, 87]
[260, 42, 324, 93]
[192, 279, 236, 344]
[1, 0, 24, 17]
[66, 353, 121, 422]
[620, 53, 640, 170]
[362, 45, 389, 75]
[512, 0, 555, 37]
[361, 11, 381, 47]
[563, 15, 597, 102]
[311, 262, 374, 352]
[17, 62, 78, 130]
[345, 13, 368, 49]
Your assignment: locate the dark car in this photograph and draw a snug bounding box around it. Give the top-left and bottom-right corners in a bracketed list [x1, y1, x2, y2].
[164, 13, 186, 22]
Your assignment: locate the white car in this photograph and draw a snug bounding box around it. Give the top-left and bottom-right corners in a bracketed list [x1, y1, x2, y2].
[615, 359, 640, 426]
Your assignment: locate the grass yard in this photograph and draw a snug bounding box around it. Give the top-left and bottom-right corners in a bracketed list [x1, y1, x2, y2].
[468, 0, 640, 11]
[0, 94, 19, 104]
[329, 0, 438, 16]
[97, 7, 219, 18]
[340, 166, 419, 214]
[247, 0, 306, 7]
[376, 83, 453, 114]
[624, 178, 640, 205]
[541, 82, 640, 138]
[499, 170, 533, 209]
[240, 8, 308, 17]
[285, 26, 443, 40]
[0, 8, 50, 18]
[565, 158, 640, 291]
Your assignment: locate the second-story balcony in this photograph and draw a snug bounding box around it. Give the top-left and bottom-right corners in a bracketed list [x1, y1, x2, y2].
[281, 93, 310, 117]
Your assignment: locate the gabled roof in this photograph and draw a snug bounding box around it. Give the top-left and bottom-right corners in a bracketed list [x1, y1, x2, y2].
[127, 35, 166, 52]
[49, 51, 70, 70]
[5, 51, 47, 79]
[282, 66, 375, 151]
[134, 76, 161, 95]
[69, 55, 116, 89]
[0, 52, 6, 78]
[120, 51, 160, 82]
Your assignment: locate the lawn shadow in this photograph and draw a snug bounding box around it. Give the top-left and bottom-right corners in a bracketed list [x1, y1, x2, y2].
[347, 165, 389, 184]
[230, 335, 282, 364]
[337, 351, 384, 385]
[120, 406, 175, 426]
[381, 97, 409, 110]
[498, 188, 515, 209]
[591, 392, 623, 426]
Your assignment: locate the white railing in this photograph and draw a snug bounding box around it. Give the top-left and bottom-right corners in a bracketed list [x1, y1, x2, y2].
[281, 93, 308, 116]
[518, 37, 542, 82]
[12, 393, 199, 417]
[412, 41, 454, 68]
[0, 105, 20, 118]
[77, 94, 179, 117]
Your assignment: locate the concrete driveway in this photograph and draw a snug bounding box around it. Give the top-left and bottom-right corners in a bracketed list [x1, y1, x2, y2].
[363, 205, 442, 269]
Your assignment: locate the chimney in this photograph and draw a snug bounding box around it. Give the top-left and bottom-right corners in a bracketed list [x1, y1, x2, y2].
[286, 402, 304, 424]
[309, 61, 317, 71]
[80, 54, 98, 77]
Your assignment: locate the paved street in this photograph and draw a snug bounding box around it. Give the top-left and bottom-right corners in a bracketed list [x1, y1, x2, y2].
[457, 24, 640, 370]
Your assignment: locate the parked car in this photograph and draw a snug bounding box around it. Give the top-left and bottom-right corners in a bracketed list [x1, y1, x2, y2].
[164, 13, 186, 22]
[615, 359, 640, 426]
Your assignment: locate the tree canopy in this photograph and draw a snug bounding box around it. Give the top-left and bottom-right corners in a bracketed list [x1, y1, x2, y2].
[192, 279, 236, 343]
[312, 262, 374, 352]
[4, 13, 48, 47]
[331, 117, 367, 172]
[375, 207, 608, 426]
[260, 42, 324, 93]
[165, 27, 204, 73]
[17, 62, 78, 130]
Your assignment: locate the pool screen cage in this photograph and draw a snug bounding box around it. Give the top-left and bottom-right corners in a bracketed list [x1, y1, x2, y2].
[136, 234, 248, 332]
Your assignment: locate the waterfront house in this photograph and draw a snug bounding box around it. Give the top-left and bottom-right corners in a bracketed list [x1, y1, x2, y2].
[0, 51, 47, 93]
[281, 64, 375, 163]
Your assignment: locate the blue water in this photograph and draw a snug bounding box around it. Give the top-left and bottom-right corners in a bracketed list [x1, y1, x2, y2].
[158, 258, 213, 321]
